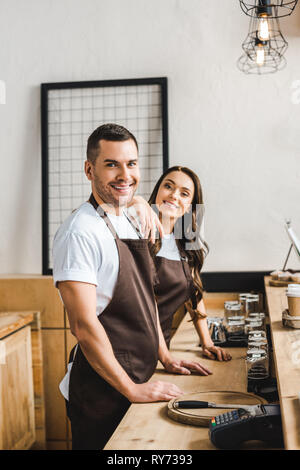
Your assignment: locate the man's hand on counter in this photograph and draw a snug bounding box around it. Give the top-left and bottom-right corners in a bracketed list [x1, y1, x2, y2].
[126, 381, 184, 403]
[162, 357, 213, 376]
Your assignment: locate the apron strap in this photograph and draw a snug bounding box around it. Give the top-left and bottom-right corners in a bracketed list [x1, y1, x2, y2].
[88, 193, 119, 239]
[88, 193, 143, 240]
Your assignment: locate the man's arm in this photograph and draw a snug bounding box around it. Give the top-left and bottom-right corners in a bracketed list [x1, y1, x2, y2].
[58, 280, 183, 402]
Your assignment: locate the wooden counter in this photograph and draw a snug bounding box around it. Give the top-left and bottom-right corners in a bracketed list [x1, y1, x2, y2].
[105, 293, 273, 450]
[0, 311, 46, 450]
[264, 277, 300, 450]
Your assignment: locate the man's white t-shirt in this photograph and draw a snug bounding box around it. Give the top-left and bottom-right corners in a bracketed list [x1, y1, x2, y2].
[53, 201, 139, 317]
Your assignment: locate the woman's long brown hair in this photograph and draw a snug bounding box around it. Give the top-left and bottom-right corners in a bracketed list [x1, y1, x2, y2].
[148, 166, 209, 312]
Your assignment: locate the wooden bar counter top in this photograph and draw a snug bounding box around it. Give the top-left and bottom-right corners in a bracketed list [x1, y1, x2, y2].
[265, 277, 300, 450]
[105, 293, 274, 451]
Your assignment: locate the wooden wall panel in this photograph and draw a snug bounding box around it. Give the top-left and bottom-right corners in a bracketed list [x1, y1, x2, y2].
[42, 329, 67, 442]
[0, 277, 64, 328]
[0, 326, 35, 450]
[30, 312, 46, 450]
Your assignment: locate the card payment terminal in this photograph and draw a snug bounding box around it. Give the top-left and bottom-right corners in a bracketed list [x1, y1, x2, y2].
[209, 404, 283, 449]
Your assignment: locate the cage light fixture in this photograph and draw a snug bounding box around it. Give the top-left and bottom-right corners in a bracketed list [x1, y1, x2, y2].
[237, 5, 288, 74]
[237, 50, 286, 73]
[242, 15, 288, 59]
[239, 0, 298, 18]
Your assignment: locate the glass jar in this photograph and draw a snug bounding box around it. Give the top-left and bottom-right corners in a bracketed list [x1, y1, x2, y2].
[248, 330, 266, 341]
[239, 293, 260, 316]
[224, 303, 243, 321]
[248, 312, 266, 329]
[225, 318, 245, 341]
[248, 339, 268, 353]
[244, 318, 263, 334]
[246, 349, 269, 380]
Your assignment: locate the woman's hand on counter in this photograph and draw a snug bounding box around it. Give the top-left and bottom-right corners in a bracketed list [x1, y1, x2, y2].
[162, 357, 213, 376]
[126, 380, 184, 403]
[201, 344, 232, 362]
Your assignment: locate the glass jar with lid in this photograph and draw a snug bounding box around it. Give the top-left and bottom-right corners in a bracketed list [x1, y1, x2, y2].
[246, 348, 269, 380]
[248, 330, 266, 341]
[224, 303, 243, 321]
[248, 312, 266, 329]
[244, 318, 263, 334]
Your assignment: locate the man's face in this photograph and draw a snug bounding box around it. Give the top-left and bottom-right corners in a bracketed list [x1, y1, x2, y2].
[85, 139, 140, 208]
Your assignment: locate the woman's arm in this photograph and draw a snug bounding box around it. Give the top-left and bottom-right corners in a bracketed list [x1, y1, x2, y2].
[127, 195, 164, 243]
[186, 299, 232, 362]
[156, 306, 212, 376]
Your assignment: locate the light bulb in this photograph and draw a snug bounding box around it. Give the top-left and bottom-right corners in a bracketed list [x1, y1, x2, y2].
[258, 14, 270, 41]
[256, 44, 265, 66]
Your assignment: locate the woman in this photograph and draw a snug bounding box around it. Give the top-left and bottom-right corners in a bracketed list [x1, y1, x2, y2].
[133, 166, 231, 362]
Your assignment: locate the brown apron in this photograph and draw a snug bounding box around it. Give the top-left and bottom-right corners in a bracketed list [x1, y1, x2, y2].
[67, 194, 159, 450]
[154, 246, 198, 348]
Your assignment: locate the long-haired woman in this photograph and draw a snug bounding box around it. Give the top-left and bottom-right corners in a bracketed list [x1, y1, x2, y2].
[134, 166, 231, 362]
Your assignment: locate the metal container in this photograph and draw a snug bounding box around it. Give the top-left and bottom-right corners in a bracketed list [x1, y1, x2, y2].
[207, 317, 226, 345]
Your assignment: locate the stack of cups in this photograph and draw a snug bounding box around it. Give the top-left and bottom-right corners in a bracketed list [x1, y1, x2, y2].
[286, 284, 300, 317]
[246, 313, 269, 381]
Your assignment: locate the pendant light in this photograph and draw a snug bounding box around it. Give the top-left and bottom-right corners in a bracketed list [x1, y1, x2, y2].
[242, 15, 288, 57]
[237, 12, 288, 73]
[239, 0, 298, 18]
[237, 50, 286, 73]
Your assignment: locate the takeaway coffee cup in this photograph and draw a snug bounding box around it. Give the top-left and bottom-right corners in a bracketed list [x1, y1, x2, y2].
[286, 284, 300, 317]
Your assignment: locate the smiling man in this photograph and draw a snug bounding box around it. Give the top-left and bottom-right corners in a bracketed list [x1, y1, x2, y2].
[53, 123, 206, 450]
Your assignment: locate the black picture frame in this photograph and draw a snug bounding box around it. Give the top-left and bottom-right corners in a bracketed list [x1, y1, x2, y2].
[41, 77, 169, 275]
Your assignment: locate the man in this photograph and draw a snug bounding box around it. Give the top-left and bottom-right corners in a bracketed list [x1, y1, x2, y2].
[53, 123, 211, 450]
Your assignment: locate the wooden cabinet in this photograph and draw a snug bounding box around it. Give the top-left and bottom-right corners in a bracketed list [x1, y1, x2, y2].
[0, 322, 35, 449]
[0, 311, 46, 450]
[0, 276, 70, 449]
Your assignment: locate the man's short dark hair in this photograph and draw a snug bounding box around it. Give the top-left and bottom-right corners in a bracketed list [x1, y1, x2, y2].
[87, 123, 138, 164]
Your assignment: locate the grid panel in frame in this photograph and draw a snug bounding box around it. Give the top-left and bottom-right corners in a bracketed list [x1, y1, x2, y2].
[42, 78, 168, 274]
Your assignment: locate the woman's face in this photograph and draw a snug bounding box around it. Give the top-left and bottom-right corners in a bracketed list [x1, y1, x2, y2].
[155, 170, 195, 220]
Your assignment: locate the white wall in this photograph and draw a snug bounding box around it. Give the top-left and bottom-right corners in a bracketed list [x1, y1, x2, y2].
[1, 0, 300, 274]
